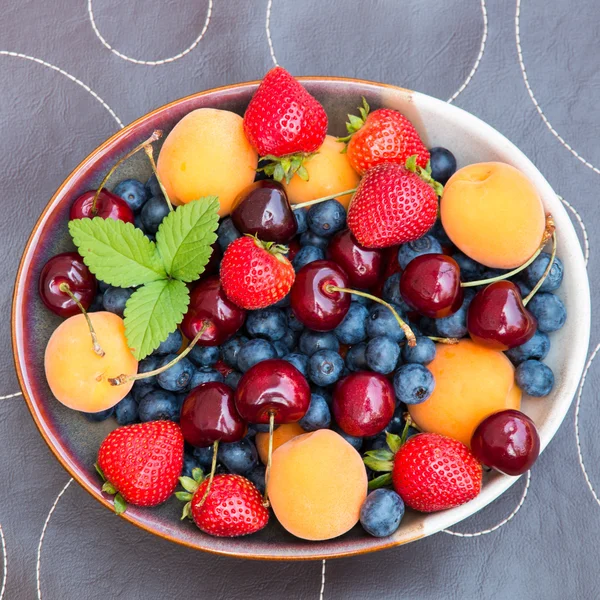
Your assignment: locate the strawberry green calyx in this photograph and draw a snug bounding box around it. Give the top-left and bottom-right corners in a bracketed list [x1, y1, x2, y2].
[257, 153, 312, 184]
[337, 97, 370, 148]
[247, 235, 289, 259]
[405, 155, 444, 197]
[177, 468, 205, 520]
[95, 463, 127, 515]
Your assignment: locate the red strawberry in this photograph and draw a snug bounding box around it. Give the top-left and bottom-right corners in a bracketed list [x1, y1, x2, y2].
[392, 433, 482, 512]
[339, 98, 429, 175]
[347, 162, 440, 248]
[244, 67, 328, 183]
[97, 421, 184, 514]
[179, 472, 269, 537]
[220, 236, 295, 310]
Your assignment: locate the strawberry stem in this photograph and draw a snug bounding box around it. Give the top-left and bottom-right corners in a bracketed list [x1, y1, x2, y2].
[523, 231, 557, 307]
[262, 411, 275, 508]
[291, 188, 357, 211]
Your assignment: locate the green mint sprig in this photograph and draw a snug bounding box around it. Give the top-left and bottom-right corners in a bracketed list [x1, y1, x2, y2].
[68, 197, 220, 360]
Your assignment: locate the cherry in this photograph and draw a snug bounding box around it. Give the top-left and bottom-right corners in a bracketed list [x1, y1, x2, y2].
[471, 409, 540, 476]
[70, 190, 134, 223]
[180, 381, 247, 448]
[39, 252, 97, 317]
[327, 229, 383, 288]
[181, 276, 246, 346]
[232, 181, 297, 243]
[287, 238, 301, 261]
[399, 254, 463, 318]
[204, 242, 222, 277]
[332, 372, 395, 437]
[467, 281, 537, 350]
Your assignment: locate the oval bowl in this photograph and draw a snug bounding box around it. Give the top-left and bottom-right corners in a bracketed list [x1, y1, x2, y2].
[12, 77, 590, 560]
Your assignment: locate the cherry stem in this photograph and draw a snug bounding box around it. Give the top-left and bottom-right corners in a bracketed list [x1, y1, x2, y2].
[427, 336, 459, 345]
[262, 411, 275, 508]
[143, 145, 174, 212]
[58, 283, 105, 357]
[291, 188, 357, 211]
[403, 412, 422, 432]
[91, 130, 162, 216]
[108, 322, 209, 386]
[523, 230, 557, 307]
[194, 439, 219, 513]
[326, 285, 417, 347]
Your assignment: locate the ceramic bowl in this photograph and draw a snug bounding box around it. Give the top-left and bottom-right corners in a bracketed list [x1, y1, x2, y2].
[12, 77, 590, 560]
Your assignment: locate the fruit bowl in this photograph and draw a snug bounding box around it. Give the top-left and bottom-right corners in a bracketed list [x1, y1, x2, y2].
[12, 77, 590, 559]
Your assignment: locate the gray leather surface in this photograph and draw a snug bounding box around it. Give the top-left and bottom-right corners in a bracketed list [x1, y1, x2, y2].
[2, 1, 600, 598]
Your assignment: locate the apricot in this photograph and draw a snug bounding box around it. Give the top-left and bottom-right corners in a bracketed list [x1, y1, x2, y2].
[157, 108, 258, 216]
[255, 422, 305, 465]
[268, 429, 367, 540]
[45, 312, 138, 413]
[441, 162, 545, 269]
[283, 135, 360, 209]
[408, 340, 521, 447]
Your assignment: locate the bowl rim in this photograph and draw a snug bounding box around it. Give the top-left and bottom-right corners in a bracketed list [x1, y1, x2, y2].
[12, 76, 591, 560]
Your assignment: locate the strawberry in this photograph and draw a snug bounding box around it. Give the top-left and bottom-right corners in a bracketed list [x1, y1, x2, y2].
[220, 236, 295, 310]
[96, 420, 184, 514]
[244, 67, 328, 183]
[339, 98, 430, 175]
[347, 160, 441, 248]
[178, 471, 269, 537]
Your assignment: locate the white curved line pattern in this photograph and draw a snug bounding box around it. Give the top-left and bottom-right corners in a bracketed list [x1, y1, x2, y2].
[442, 470, 531, 537]
[516, 0, 600, 176]
[88, 0, 213, 66]
[319, 559, 326, 600]
[0, 392, 21, 400]
[265, 0, 487, 105]
[36, 479, 73, 600]
[0, 523, 7, 600]
[559, 195, 590, 267]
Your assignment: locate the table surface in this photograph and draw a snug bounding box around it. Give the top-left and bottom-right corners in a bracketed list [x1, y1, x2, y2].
[3, 1, 600, 598]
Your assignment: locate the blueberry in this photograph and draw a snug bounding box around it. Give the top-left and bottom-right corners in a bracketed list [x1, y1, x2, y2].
[402, 336, 436, 365]
[351, 292, 371, 307]
[397, 235, 443, 269]
[97, 279, 110, 293]
[346, 342, 369, 372]
[282, 353, 309, 377]
[190, 367, 224, 388]
[527, 293, 566, 332]
[429, 147, 457, 185]
[480, 268, 509, 282]
[225, 371, 243, 390]
[516, 280, 532, 297]
[516, 360, 554, 397]
[156, 354, 194, 392]
[367, 433, 389, 451]
[308, 349, 344, 386]
[134, 213, 145, 232]
[307, 200, 346, 237]
[193, 444, 214, 468]
[102, 286, 134, 317]
[299, 330, 340, 356]
[131, 381, 155, 402]
[273, 341, 287, 357]
[428, 218, 454, 247]
[366, 336, 401, 374]
[382, 273, 410, 312]
[154, 329, 183, 355]
[312, 386, 332, 406]
[393, 364, 435, 405]
[299, 394, 331, 431]
[522, 253, 563, 292]
[136, 356, 160, 387]
[237, 339, 277, 372]
[246, 308, 287, 341]
[386, 405, 406, 434]
[299, 231, 329, 250]
[217, 217, 241, 252]
[505, 330, 551, 364]
[219, 438, 258, 474]
[145, 174, 162, 197]
[286, 307, 305, 332]
[452, 252, 484, 281]
[333, 424, 363, 451]
[114, 394, 138, 425]
[334, 303, 369, 344]
[292, 245, 325, 271]
[113, 178, 148, 212]
[138, 389, 180, 421]
[89, 292, 104, 312]
[83, 407, 114, 422]
[360, 489, 405, 537]
[279, 327, 298, 351]
[366, 304, 405, 342]
[294, 207, 309, 235]
[246, 464, 266, 494]
[141, 195, 170, 235]
[435, 289, 475, 338]
[221, 336, 249, 368]
[188, 345, 220, 367]
[181, 452, 202, 478]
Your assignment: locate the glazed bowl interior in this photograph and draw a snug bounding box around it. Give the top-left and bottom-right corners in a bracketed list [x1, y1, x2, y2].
[12, 78, 590, 560]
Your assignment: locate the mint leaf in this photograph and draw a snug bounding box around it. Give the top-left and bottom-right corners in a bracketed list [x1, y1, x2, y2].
[124, 279, 190, 360]
[156, 198, 219, 282]
[69, 218, 166, 287]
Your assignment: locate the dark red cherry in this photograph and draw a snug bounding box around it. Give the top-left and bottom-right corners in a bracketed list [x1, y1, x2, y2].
[399, 254, 463, 318]
[181, 276, 246, 346]
[467, 281, 537, 350]
[39, 252, 97, 317]
[235, 359, 311, 424]
[232, 181, 297, 243]
[290, 260, 351, 331]
[70, 190, 135, 223]
[471, 409, 540, 476]
[327, 229, 383, 288]
[286, 238, 301, 261]
[180, 381, 247, 448]
[332, 372, 395, 437]
[204, 242, 222, 276]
